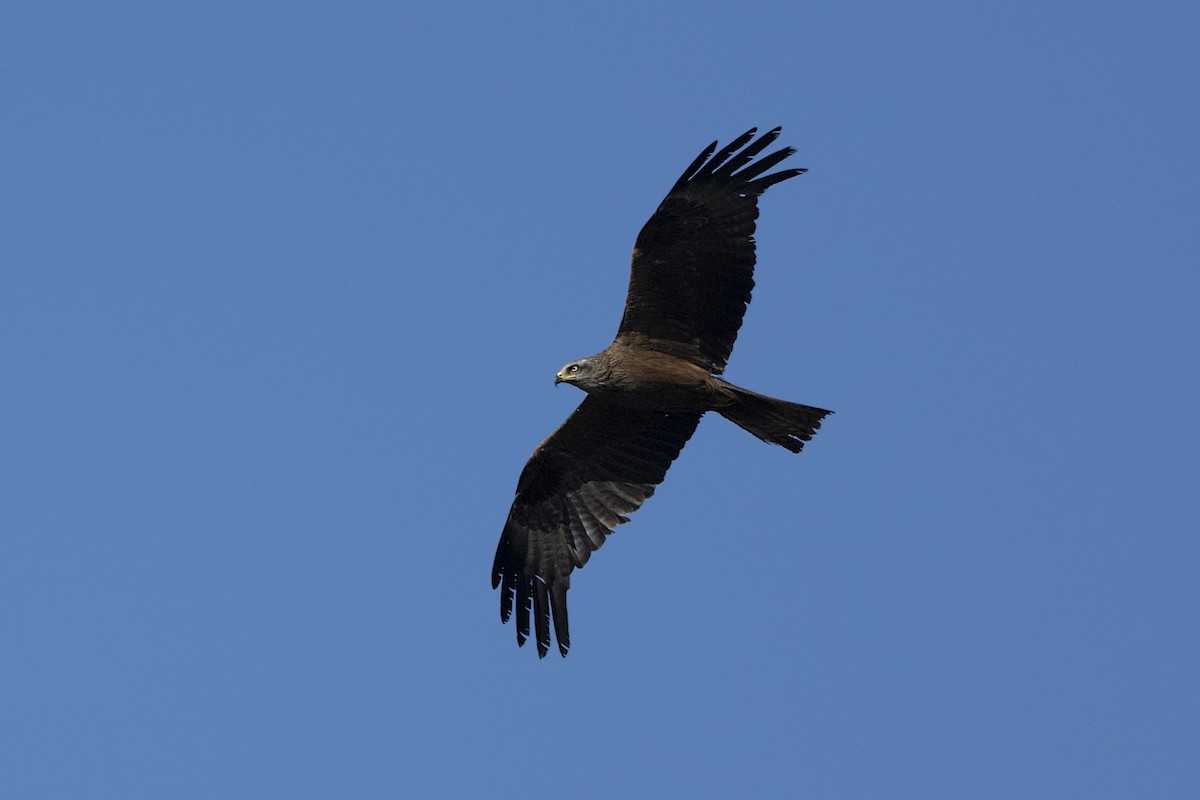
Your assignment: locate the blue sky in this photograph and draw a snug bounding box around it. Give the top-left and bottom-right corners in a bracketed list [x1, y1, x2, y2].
[3, 1, 1198, 797]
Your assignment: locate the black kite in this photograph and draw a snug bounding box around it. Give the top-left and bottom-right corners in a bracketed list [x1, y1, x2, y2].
[492, 128, 831, 657]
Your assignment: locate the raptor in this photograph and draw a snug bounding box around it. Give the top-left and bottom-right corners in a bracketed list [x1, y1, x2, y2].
[492, 128, 832, 657]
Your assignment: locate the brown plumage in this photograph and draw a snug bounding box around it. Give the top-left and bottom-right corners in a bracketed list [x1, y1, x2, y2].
[492, 128, 832, 658]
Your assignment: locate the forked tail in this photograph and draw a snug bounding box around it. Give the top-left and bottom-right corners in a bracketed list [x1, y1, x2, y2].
[717, 383, 832, 453]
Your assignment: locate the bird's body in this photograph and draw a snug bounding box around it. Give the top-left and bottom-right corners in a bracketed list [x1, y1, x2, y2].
[557, 345, 731, 412]
[493, 128, 832, 658]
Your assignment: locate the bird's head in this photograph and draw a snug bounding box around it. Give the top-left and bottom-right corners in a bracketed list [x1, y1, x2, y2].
[555, 358, 595, 390]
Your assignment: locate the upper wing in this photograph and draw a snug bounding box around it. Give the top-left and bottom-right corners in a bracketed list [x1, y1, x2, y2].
[616, 127, 804, 374]
[492, 396, 702, 658]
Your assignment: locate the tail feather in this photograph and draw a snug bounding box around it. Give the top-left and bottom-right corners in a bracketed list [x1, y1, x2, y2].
[717, 383, 832, 453]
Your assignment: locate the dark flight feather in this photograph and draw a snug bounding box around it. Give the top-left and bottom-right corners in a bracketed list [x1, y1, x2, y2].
[492, 398, 701, 657]
[617, 127, 805, 374]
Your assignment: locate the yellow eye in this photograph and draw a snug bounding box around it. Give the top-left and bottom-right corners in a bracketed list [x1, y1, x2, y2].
[568, 364, 580, 374]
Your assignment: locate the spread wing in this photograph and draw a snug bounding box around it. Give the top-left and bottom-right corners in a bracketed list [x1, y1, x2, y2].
[492, 397, 702, 658]
[616, 127, 804, 374]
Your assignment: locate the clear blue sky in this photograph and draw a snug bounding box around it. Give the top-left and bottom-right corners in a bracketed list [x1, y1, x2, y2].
[3, 2, 1197, 797]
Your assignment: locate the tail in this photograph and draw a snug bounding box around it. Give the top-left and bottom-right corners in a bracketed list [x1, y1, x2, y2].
[717, 383, 833, 454]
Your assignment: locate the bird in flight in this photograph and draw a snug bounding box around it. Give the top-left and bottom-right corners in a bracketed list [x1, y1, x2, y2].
[492, 127, 832, 658]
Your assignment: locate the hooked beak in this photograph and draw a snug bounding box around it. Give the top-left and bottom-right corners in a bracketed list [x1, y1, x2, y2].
[554, 374, 563, 386]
